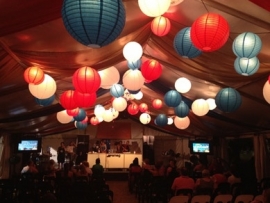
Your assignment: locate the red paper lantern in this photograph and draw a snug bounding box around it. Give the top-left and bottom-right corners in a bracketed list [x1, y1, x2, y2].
[73, 90, 97, 108]
[67, 108, 79, 116]
[60, 90, 78, 110]
[139, 103, 148, 113]
[90, 116, 100, 125]
[141, 59, 162, 81]
[190, 13, 230, 52]
[24, 66, 44, 84]
[151, 16, 171, 37]
[72, 66, 101, 93]
[127, 103, 139, 115]
[81, 116, 89, 124]
[152, 99, 163, 109]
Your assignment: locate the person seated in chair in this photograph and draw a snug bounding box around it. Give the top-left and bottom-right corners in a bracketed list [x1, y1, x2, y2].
[92, 158, 104, 180]
[195, 169, 214, 195]
[21, 160, 38, 174]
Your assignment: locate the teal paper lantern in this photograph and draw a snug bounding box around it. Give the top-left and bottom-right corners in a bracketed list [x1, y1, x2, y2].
[174, 101, 189, 118]
[232, 32, 262, 59]
[215, 87, 242, 112]
[35, 95, 55, 106]
[110, 84, 124, 98]
[75, 121, 88, 129]
[62, 0, 126, 48]
[155, 114, 168, 127]
[234, 57, 260, 76]
[127, 59, 142, 70]
[73, 108, 86, 121]
[164, 90, 182, 107]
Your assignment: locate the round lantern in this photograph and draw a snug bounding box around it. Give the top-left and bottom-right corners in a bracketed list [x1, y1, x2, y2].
[167, 117, 173, 125]
[171, 0, 184, 6]
[141, 59, 162, 81]
[123, 89, 134, 101]
[57, 110, 73, 124]
[123, 41, 143, 62]
[94, 105, 105, 117]
[90, 116, 100, 125]
[24, 66, 44, 85]
[99, 66, 120, 89]
[164, 90, 182, 107]
[232, 32, 262, 59]
[191, 99, 209, 116]
[263, 80, 270, 104]
[128, 103, 139, 115]
[139, 103, 148, 113]
[152, 99, 163, 109]
[72, 66, 101, 93]
[215, 87, 242, 112]
[234, 57, 260, 76]
[61, 0, 126, 48]
[73, 108, 87, 121]
[110, 84, 124, 98]
[151, 16, 171, 37]
[112, 97, 127, 112]
[128, 89, 141, 94]
[174, 101, 190, 118]
[60, 90, 78, 110]
[174, 27, 202, 58]
[75, 121, 88, 130]
[140, 113, 151, 124]
[81, 116, 89, 124]
[191, 13, 230, 52]
[206, 98, 216, 110]
[127, 59, 142, 70]
[133, 91, 143, 100]
[110, 108, 119, 119]
[29, 74, 57, 99]
[102, 109, 114, 122]
[122, 69, 145, 91]
[67, 108, 79, 116]
[73, 91, 96, 108]
[175, 77, 192, 93]
[174, 116, 190, 129]
[155, 114, 168, 127]
[138, 0, 171, 17]
[35, 95, 55, 106]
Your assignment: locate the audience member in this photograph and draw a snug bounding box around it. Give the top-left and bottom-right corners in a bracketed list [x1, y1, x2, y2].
[100, 140, 107, 153]
[21, 160, 38, 174]
[63, 162, 75, 178]
[195, 169, 214, 194]
[122, 140, 130, 152]
[128, 157, 142, 192]
[45, 159, 57, 177]
[149, 160, 165, 176]
[82, 161, 93, 176]
[212, 171, 227, 189]
[57, 142, 66, 169]
[171, 167, 195, 194]
[66, 141, 76, 162]
[227, 168, 241, 186]
[92, 158, 104, 180]
[76, 164, 89, 181]
[208, 157, 224, 175]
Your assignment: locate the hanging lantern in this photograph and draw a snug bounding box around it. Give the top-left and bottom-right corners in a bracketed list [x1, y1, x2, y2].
[24, 66, 44, 85]
[171, 0, 184, 6]
[140, 113, 151, 124]
[167, 117, 173, 125]
[75, 121, 88, 130]
[60, 90, 78, 110]
[99, 66, 120, 89]
[128, 103, 139, 115]
[232, 32, 262, 59]
[29, 74, 57, 99]
[123, 89, 134, 101]
[102, 109, 114, 122]
[61, 0, 126, 48]
[35, 95, 55, 107]
[151, 16, 171, 37]
[123, 41, 143, 62]
[67, 108, 79, 117]
[141, 59, 162, 81]
[206, 98, 216, 110]
[73, 91, 96, 108]
[174, 101, 190, 118]
[263, 80, 270, 104]
[138, 0, 171, 17]
[81, 116, 89, 124]
[234, 57, 260, 76]
[155, 114, 168, 127]
[112, 97, 127, 112]
[72, 66, 101, 93]
[128, 89, 141, 95]
[139, 103, 148, 113]
[174, 116, 190, 129]
[152, 99, 163, 109]
[57, 110, 73, 124]
[191, 99, 209, 116]
[90, 116, 100, 125]
[133, 91, 143, 100]
[174, 27, 202, 58]
[175, 77, 192, 93]
[73, 108, 87, 121]
[164, 90, 182, 107]
[110, 108, 119, 119]
[110, 84, 125, 98]
[191, 13, 230, 52]
[94, 105, 105, 118]
[127, 59, 142, 70]
[122, 69, 145, 91]
[215, 87, 242, 112]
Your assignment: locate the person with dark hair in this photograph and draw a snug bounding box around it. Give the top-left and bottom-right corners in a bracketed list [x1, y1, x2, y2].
[21, 160, 38, 174]
[92, 158, 104, 180]
[57, 142, 66, 169]
[128, 157, 142, 192]
[171, 167, 195, 194]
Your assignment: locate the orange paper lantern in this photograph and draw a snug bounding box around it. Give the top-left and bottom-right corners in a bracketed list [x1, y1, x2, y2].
[151, 16, 171, 37]
[24, 66, 44, 84]
[139, 103, 148, 113]
[90, 116, 100, 125]
[128, 103, 139, 115]
[152, 99, 163, 109]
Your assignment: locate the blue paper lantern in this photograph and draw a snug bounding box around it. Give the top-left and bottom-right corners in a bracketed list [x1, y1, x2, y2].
[232, 32, 262, 59]
[234, 57, 260, 76]
[73, 108, 86, 121]
[127, 59, 142, 70]
[215, 87, 242, 112]
[155, 114, 168, 127]
[75, 121, 88, 129]
[174, 101, 190, 118]
[61, 0, 126, 48]
[128, 89, 141, 94]
[173, 27, 202, 58]
[110, 84, 124, 98]
[164, 90, 182, 107]
[35, 95, 55, 106]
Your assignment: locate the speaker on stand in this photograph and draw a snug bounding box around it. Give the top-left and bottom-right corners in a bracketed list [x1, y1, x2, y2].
[76, 135, 89, 165]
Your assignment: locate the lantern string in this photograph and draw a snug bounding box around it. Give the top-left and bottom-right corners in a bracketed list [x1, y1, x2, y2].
[200, 0, 209, 13]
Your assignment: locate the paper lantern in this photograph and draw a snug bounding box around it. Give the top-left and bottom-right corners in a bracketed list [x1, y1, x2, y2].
[133, 91, 143, 100]
[139, 103, 148, 113]
[191, 13, 230, 52]
[191, 99, 209, 116]
[155, 114, 168, 127]
[122, 70, 145, 91]
[35, 95, 55, 107]
[164, 90, 182, 107]
[152, 99, 163, 109]
[167, 117, 173, 125]
[75, 121, 88, 129]
[102, 109, 114, 122]
[263, 80, 270, 104]
[151, 16, 171, 37]
[94, 105, 105, 117]
[73, 108, 87, 121]
[234, 57, 260, 76]
[72, 67, 101, 93]
[175, 77, 192, 93]
[110, 108, 119, 119]
[112, 97, 127, 112]
[141, 59, 162, 81]
[232, 32, 262, 59]
[128, 89, 141, 94]
[81, 116, 89, 124]
[206, 98, 216, 110]
[110, 84, 124, 98]
[174, 101, 190, 118]
[57, 110, 73, 124]
[171, 0, 184, 6]
[73, 91, 96, 108]
[99, 66, 120, 89]
[29, 74, 57, 99]
[127, 103, 139, 115]
[61, 0, 125, 48]
[174, 116, 190, 129]
[60, 90, 78, 110]
[127, 59, 142, 70]
[123, 89, 134, 101]
[24, 66, 44, 85]
[138, 0, 171, 17]
[140, 113, 151, 124]
[123, 41, 143, 62]
[215, 88, 242, 112]
[67, 108, 79, 116]
[90, 116, 100, 125]
[174, 27, 202, 58]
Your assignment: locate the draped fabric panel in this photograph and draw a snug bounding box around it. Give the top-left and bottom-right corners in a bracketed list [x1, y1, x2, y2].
[0, 133, 10, 179]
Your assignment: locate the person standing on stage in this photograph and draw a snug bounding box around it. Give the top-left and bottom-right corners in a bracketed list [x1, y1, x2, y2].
[57, 142, 66, 169]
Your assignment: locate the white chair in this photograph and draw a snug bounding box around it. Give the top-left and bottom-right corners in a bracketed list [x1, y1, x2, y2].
[234, 194, 254, 203]
[253, 194, 263, 203]
[191, 195, 211, 203]
[169, 195, 189, 203]
[213, 194, 233, 203]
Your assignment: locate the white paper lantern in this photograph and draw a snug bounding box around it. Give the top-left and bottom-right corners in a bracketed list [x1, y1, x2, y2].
[110, 108, 119, 119]
[102, 109, 114, 122]
[263, 80, 270, 104]
[94, 105, 105, 117]
[174, 116, 190, 129]
[206, 98, 217, 110]
[56, 110, 73, 124]
[123, 41, 143, 62]
[29, 74, 57, 99]
[175, 77, 191, 93]
[138, 0, 171, 17]
[122, 70, 145, 91]
[98, 66, 120, 89]
[133, 91, 143, 100]
[191, 99, 209, 116]
[112, 97, 127, 112]
[123, 89, 134, 101]
[167, 117, 173, 125]
[140, 113, 151, 124]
